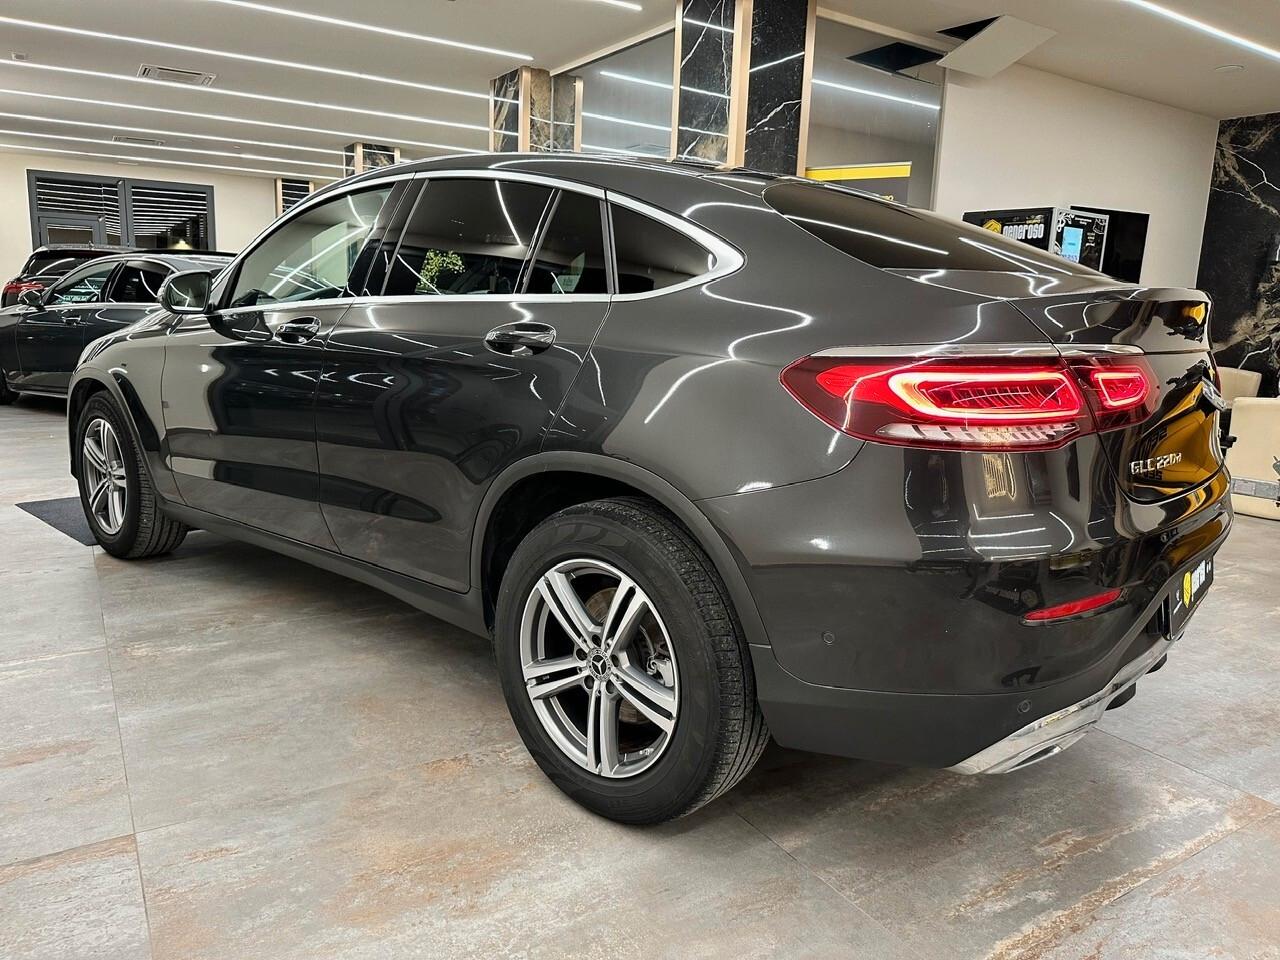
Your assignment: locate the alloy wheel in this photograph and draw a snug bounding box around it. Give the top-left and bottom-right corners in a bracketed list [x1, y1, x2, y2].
[82, 417, 128, 535]
[519, 559, 679, 778]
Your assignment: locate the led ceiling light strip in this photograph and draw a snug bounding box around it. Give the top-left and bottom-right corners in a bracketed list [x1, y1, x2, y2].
[812, 78, 939, 111]
[0, 17, 489, 102]
[587, 0, 644, 10]
[0, 88, 482, 157]
[598, 69, 728, 100]
[1117, 0, 1280, 61]
[0, 141, 341, 180]
[0, 110, 349, 157]
[189, 0, 531, 60]
[0, 127, 345, 171]
[1, 61, 490, 133]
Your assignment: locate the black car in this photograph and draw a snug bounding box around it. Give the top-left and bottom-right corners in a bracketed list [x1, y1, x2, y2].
[65, 155, 1230, 823]
[2, 244, 137, 308]
[0, 252, 232, 400]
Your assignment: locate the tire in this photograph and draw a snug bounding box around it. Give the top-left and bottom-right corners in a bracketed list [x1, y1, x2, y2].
[75, 393, 188, 559]
[0, 369, 16, 405]
[494, 497, 769, 824]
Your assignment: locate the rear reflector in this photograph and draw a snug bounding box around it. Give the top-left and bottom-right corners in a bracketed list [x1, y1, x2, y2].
[1024, 588, 1123, 622]
[782, 353, 1156, 451]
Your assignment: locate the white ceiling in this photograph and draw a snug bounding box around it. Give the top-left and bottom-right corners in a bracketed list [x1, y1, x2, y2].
[0, 0, 1276, 184]
[820, 0, 1280, 119]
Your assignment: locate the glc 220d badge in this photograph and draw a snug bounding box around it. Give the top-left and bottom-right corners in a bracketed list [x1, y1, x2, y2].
[1131, 452, 1184, 477]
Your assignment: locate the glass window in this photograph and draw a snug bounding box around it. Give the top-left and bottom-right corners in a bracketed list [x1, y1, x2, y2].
[383, 179, 553, 297]
[525, 192, 609, 295]
[228, 187, 391, 308]
[611, 206, 713, 294]
[764, 181, 1105, 276]
[109, 262, 169, 303]
[46, 262, 117, 305]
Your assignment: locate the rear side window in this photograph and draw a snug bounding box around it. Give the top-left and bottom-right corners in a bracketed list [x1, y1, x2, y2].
[764, 181, 1103, 276]
[525, 192, 608, 295]
[109, 262, 169, 303]
[24, 252, 94, 280]
[383, 179, 553, 297]
[611, 206, 714, 294]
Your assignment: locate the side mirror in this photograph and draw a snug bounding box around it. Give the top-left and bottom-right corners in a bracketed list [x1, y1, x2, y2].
[160, 270, 215, 315]
[17, 288, 43, 308]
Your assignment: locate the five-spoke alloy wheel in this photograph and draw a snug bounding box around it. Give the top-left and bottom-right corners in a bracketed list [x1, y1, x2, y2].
[81, 417, 128, 535]
[520, 559, 679, 779]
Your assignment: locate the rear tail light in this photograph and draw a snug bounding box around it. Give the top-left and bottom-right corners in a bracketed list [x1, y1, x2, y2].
[781, 352, 1155, 451]
[3, 281, 44, 297]
[1024, 588, 1124, 623]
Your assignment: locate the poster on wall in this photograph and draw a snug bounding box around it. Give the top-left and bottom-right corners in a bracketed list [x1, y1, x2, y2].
[1053, 208, 1109, 271]
[805, 162, 912, 203]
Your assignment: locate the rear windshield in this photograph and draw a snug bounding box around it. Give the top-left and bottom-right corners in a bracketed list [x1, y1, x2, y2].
[23, 251, 97, 279]
[764, 181, 1104, 277]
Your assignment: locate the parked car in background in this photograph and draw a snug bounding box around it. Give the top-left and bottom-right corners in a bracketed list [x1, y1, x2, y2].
[2, 244, 137, 308]
[0, 251, 231, 401]
[65, 155, 1230, 823]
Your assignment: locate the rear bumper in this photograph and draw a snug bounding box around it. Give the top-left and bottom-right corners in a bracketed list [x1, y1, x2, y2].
[701, 439, 1232, 768]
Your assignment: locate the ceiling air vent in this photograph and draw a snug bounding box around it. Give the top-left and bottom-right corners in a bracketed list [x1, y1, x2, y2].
[112, 135, 165, 147]
[137, 63, 216, 86]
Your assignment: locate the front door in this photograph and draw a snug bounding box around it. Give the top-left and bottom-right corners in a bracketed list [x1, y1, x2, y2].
[162, 184, 398, 547]
[315, 177, 611, 590]
[14, 260, 117, 393]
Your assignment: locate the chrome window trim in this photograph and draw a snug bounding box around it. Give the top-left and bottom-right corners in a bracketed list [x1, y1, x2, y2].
[209, 166, 743, 314]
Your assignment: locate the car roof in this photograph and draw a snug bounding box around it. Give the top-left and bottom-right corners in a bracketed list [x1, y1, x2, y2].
[56, 252, 233, 271]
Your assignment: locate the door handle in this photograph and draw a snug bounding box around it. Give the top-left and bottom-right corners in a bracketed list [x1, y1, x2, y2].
[273, 317, 321, 344]
[484, 321, 556, 356]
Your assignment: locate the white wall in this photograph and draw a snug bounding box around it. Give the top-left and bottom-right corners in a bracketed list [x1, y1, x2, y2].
[934, 64, 1220, 287]
[0, 150, 277, 279]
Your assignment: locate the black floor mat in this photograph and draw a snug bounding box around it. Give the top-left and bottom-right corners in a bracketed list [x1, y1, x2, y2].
[16, 497, 95, 546]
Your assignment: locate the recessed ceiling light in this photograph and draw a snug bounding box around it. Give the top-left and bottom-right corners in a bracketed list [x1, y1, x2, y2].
[2, 60, 490, 133]
[0, 127, 345, 171]
[0, 17, 489, 102]
[812, 78, 940, 111]
[0, 141, 341, 180]
[1117, 0, 1280, 62]
[189, 0, 531, 60]
[0, 87, 485, 156]
[1215, 63, 1246, 73]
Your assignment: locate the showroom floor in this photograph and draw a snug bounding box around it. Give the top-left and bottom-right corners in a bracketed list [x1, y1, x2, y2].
[1, 396, 1278, 960]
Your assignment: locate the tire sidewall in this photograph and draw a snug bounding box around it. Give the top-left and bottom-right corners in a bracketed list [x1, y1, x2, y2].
[76, 395, 143, 555]
[494, 506, 724, 819]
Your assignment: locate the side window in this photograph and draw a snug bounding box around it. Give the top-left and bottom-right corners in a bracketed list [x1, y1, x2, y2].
[611, 206, 715, 295]
[108, 262, 169, 304]
[227, 187, 391, 308]
[46, 262, 117, 305]
[525, 191, 609, 295]
[383, 179, 553, 297]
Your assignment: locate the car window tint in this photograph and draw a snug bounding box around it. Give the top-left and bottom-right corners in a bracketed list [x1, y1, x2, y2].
[763, 181, 1105, 275]
[525, 192, 608, 295]
[228, 187, 391, 308]
[611, 206, 714, 294]
[110, 263, 169, 303]
[384, 179, 553, 297]
[46, 262, 117, 305]
[25, 252, 94, 279]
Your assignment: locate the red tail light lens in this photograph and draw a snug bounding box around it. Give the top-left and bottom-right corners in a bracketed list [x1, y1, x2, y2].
[3, 281, 44, 297]
[782, 353, 1156, 450]
[1024, 588, 1123, 622]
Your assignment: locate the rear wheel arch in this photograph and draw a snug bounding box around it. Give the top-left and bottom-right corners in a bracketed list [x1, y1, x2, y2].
[473, 453, 769, 649]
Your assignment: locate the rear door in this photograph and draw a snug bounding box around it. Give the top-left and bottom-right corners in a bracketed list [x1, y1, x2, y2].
[14, 259, 117, 393]
[314, 175, 610, 590]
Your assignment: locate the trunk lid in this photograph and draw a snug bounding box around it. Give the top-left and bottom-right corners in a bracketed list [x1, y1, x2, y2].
[891, 270, 1227, 504]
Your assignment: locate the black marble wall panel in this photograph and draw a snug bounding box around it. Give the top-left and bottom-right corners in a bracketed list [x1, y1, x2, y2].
[491, 69, 522, 152]
[342, 143, 397, 177]
[1198, 114, 1280, 393]
[675, 0, 736, 163]
[743, 0, 810, 173]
